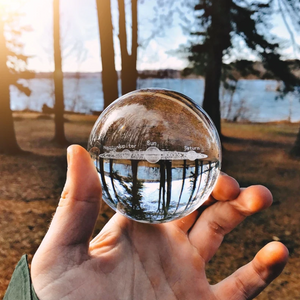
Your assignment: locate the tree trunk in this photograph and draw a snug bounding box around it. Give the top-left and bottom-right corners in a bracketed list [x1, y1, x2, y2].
[131, 0, 138, 91]
[202, 49, 223, 136]
[202, 0, 231, 138]
[290, 127, 300, 157]
[0, 19, 22, 154]
[96, 0, 119, 108]
[118, 0, 138, 95]
[53, 0, 67, 145]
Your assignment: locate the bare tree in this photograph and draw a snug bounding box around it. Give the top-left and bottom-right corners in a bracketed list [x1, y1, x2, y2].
[0, 9, 32, 154]
[118, 0, 138, 95]
[52, 0, 68, 145]
[96, 0, 119, 108]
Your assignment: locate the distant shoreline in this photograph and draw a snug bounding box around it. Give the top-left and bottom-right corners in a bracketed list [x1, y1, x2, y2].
[32, 59, 300, 80]
[33, 69, 200, 79]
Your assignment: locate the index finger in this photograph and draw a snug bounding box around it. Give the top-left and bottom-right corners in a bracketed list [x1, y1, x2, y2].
[173, 173, 240, 233]
[211, 172, 240, 201]
[198, 173, 241, 211]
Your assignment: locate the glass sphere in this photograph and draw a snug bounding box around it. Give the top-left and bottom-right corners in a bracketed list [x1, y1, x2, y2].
[88, 88, 221, 223]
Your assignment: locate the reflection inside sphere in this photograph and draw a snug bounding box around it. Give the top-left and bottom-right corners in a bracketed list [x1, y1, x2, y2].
[88, 88, 221, 223]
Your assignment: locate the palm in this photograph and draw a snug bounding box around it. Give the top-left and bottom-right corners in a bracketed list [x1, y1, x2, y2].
[90, 216, 210, 300]
[33, 214, 212, 300]
[31, 146, 288, 300]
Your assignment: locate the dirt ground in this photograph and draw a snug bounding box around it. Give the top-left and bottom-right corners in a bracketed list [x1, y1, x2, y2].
[0, 113, 300, 299]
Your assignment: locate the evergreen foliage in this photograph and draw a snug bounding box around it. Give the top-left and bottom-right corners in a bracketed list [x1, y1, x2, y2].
[184, 0, 300, 140]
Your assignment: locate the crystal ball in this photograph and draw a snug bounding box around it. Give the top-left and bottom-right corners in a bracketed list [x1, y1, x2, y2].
[88, 88, 221, 223]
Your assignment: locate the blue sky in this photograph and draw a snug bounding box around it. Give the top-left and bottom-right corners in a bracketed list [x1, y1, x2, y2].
[5, 0, 300, 72]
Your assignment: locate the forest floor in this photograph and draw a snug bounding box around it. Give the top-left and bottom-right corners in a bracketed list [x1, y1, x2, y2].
[0, 112, 300, 299]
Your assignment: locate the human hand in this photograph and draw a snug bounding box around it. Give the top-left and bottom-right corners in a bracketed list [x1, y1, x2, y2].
[31, 145, 288, 300]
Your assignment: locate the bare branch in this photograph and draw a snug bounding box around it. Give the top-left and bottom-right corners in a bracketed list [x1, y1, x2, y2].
[278, 0, 298, 57]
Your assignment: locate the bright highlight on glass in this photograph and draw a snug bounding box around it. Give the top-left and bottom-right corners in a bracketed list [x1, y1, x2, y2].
[88, 88, 221, 223]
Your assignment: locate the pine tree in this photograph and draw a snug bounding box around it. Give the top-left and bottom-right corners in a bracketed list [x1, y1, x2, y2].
[185, 0, 300, 140]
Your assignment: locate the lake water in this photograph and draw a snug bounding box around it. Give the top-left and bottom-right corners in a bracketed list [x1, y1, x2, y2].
[11, 77, 300, 123]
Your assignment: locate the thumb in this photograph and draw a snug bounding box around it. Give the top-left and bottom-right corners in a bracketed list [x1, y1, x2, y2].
[39, 145, 102, 250]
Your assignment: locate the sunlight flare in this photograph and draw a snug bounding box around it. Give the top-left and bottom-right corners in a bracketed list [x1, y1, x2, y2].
[0, 0, 24, 14]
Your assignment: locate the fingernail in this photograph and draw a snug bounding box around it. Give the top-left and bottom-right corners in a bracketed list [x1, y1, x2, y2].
[67, 146, 72, 166]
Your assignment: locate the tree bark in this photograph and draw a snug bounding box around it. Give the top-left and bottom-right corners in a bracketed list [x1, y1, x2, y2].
[96, 0, 119, 108]
[202, 49, 223, 135]
[0, 19, 22, 154]
[53, 0, 67, 145]
[202, 0, 231, 138]
[118, 0, 138, 95]
[290, 127, 300, 157]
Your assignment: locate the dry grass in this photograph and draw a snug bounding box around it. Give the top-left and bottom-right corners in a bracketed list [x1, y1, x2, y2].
[0, 113, 300, 299]
[214, 122, 300, 300]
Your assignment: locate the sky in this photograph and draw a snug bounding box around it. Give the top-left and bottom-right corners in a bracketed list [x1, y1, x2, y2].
[1, 0, 300, 72]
